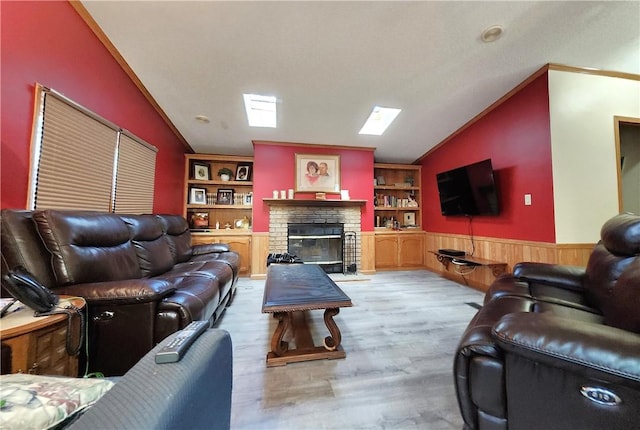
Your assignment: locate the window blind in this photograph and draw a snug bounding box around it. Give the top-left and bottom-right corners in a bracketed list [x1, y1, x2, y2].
[113, 132, 157, 214]
[33, 91, 117, 211]
[29, 84, 157, 213]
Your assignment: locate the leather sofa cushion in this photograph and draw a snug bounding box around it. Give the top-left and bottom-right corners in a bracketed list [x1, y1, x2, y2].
[120, 215, 174, 277]
[33, 210, 142, 285]
[157, 215, 193, 263]
[158, 273, 221, 323]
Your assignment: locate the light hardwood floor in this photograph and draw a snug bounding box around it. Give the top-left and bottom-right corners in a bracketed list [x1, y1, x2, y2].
[217, 269, 484, 429]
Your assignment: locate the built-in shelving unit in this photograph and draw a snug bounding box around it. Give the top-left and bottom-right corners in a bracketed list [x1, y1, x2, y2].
[183, 154, 254, 274]
[373, 163, 422, 229]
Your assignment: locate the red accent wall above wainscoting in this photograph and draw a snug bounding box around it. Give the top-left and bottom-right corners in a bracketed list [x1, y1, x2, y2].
[252, 141, 375, 232]
[419, 73, 555, 242]
[1, 1, 185, 213]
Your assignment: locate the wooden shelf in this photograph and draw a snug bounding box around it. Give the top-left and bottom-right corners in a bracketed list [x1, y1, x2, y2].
[430, 251, 507, 277]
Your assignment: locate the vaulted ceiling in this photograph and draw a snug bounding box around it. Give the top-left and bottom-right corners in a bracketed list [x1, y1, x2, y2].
[80, 1, 640, 163]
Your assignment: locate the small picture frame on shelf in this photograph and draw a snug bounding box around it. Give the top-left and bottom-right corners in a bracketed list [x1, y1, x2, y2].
[189, 187, 207, 204]
[376, 175, 386, 185]
[403, 212, 416, 226]
[193, 163, 210, 180]
[235, 163, 252, 181]
[216, 188, 234, 205]
[244, 192, 253, 205]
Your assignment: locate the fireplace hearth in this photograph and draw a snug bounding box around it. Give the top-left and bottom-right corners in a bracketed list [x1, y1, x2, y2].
[288, 223, 343, 273]
[267, 202, 362, 275]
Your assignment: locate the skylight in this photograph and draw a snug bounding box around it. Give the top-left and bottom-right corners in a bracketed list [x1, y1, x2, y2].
[243, 94, 277, 128]
[358, 106, 401, 135]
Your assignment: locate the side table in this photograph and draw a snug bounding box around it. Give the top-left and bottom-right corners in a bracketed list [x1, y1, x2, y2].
[0, 296, 86, 377]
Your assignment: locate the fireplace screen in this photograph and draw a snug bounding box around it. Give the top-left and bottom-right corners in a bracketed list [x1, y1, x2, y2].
[288, 223, 343, 273]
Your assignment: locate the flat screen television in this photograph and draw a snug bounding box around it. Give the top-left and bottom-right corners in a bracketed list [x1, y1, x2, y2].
[436, 159, 499, 216]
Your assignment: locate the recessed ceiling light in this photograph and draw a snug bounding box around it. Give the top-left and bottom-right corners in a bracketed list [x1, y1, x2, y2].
[195, 115, 210, 123]
[243, 94, 277, 128]
[359, 106, 401, 136]
[481, 25, 504, 43]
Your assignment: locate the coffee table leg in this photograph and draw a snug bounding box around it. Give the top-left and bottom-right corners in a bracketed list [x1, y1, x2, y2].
[271, 312, 290, 356]
[322, 308, 342, 351]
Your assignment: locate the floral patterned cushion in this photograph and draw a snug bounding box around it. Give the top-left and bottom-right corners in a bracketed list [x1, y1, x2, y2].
[0, 374, 114, 429]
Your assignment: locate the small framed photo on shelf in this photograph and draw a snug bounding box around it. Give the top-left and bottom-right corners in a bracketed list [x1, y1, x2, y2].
[189, 187, 207, 204]
[216, 189, 234, 205]
[376, 175, 386, 185]
[244, 192, 253, 205]
[235, 163, 252, 181]
[193, 163, 210, 180]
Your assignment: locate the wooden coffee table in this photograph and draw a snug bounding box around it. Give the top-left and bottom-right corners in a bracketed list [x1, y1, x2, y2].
[262, 264, 352, 367]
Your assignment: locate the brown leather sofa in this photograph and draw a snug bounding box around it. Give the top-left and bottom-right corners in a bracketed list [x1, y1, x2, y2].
[1, 209, 239, 376]
[454, 213, 640, 430]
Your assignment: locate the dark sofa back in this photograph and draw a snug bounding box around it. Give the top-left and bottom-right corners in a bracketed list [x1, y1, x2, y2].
[120, 214, 175, 277]
[0, 209, 58, 289]
[156, 215, 193, 263]
[32, 210, 142, 285]
[584, 213, 640, 332]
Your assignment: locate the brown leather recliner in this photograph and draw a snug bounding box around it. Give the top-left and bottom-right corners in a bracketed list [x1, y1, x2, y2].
[454, 213, 640, 430]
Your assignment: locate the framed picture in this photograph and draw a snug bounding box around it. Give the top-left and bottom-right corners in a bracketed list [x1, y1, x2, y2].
[244, 192, 253, 205]
[235, 163, 252, 181]
[295, 154, 341, 193]
[216, 188, 234, 205]
[193, 163, 210, 180]
[189, 187, 207, 204]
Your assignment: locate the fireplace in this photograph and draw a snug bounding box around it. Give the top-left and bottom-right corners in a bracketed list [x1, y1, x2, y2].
[288, 223, 343, 273]
[267, 201, 362, 274]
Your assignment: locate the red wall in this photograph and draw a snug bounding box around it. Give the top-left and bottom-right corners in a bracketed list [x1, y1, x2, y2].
[252, 142, 375, 232]
[420, 73, 555, 242]
[1, 1, 186, 213]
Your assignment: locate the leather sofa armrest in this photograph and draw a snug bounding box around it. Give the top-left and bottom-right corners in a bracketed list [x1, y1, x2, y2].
[513, 262, 586, 292]
[192, 242, 230, 255]
[493, 312, 640, 383]
[53, 278, 176, 305]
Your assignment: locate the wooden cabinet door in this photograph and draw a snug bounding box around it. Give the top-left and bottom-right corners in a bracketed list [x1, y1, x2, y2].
[191, 234, 251, 274]
[3, 319, 78, 376]
[216, 236, 251, 274]
[399, 234, 425, 268]
[375, 235, 398, 269]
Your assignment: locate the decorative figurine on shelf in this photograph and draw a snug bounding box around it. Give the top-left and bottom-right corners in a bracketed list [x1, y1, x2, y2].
[218, 167, 234, 181]
[407, 193, 418, 207]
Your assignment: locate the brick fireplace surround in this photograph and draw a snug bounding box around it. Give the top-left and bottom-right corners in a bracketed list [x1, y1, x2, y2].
[268, 204, 362, 272]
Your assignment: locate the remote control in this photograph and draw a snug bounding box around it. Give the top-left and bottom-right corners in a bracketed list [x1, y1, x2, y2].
[155, 320, 209, 364]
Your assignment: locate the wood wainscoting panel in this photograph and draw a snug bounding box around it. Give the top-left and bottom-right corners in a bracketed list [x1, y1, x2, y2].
[425, 232, 595, 292]
[250, 232, 270, 279]
[360, 231, 376, 274]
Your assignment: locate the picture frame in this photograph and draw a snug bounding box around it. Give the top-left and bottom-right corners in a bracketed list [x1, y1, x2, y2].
[216, 188, 234, 205]
[403, 212, 416, 226]
[193, 163, 210, 180]
[244, 192, 253, 205]
[235, 163, 252, 181]
[189, 187, 207, 204]
[295, 154, 341, 193]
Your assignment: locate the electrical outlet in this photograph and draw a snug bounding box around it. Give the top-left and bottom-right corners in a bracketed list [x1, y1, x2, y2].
[524, 194, 532, 206]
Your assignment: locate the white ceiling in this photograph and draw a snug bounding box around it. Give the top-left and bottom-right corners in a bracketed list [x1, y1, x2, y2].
[81, 1, 640, 163]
